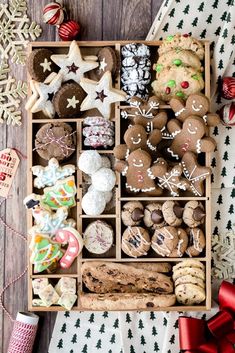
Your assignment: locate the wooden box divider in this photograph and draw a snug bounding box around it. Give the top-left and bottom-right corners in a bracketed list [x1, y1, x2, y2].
[27, 40, 211, 312]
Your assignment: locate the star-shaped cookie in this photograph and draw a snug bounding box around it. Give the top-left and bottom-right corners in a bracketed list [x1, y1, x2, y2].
[30, 73, 63, 118]
[51, 41, 99, 83]
[80, 71, 126, 119]
[181, 151, 211, 196]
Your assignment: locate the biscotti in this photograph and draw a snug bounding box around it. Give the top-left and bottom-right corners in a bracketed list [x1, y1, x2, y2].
[80, 293, 176, 310]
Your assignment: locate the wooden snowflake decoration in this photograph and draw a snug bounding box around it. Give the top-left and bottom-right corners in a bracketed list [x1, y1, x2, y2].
[0, 0, 42, 65]
[212, 229, 235, 279]
[0, 61, 27, 125]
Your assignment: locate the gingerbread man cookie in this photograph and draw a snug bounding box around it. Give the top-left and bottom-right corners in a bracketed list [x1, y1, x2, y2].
[170, 93, 221, 126]
[115, 149, 167, 195]
[167, 117, 216, 159]
[113, 124, 162, 160]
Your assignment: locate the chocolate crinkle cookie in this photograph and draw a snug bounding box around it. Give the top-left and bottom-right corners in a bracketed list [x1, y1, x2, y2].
[34, 122, 76, 161]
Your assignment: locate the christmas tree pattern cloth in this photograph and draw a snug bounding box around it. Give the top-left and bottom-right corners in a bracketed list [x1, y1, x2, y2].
[49, 1, 235, 352]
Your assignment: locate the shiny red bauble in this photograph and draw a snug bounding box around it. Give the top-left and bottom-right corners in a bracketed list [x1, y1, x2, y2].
[221, 77, 235, 100]
[58, 20, 80, 41]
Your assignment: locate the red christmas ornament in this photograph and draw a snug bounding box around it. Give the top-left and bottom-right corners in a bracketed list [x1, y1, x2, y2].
[165, 87, 171, 95]
[219, 102, 235, 126]
[43, 1, 64, 26]
[221, 77, 235, 100]
[58, 20, 80, 41]
[181, 81, 189, 89]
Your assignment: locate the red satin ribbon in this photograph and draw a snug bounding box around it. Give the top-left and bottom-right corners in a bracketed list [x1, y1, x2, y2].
[179, 281, 235, 353]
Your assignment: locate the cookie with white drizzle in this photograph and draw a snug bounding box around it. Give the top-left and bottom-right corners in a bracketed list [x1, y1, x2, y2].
[114, 150, 167, 196]
[181, 151, 211, 196]
[183, 200, 205, 228]
[27, 48, 58, 82]
[83, 220, 114, 255]
[53, 82, 86, 118]
[170, 93, 220, 126]
[167, 117, 216, 160]
[185, 227, 206, 257]
[151, 226, 179, 257]
[122, 226, 151, 257]
[169, 228, 188, 258]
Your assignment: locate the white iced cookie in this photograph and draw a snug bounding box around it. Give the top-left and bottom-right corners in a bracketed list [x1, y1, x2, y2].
[80, 71, 126, 119]
[82, 190, 106, 216]
[78, 150, 102, 175]
[51, 41, 99, 83]
[91, 167, 116, 192]
[32, 158, 75, 189]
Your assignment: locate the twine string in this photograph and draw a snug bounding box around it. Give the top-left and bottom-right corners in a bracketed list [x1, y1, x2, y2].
[33, 128, 76, 157]
[0, 196, 28, 322]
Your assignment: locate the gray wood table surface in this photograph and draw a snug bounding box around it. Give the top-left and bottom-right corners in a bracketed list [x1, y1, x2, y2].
[0, 0, 163, 352]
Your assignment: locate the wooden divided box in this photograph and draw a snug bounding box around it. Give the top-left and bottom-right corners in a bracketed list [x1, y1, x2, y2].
[26, 40, 212, 311]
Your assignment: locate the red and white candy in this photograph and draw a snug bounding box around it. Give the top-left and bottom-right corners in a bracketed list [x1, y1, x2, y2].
[55, 227, 83, 269]
[58, 20, 80, 41]
[43, 1, 65, 26]
[219, 102, 235, 126]
[221, 77, 235, 100]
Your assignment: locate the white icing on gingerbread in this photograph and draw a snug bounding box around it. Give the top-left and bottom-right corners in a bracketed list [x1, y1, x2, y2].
[175, 107, 186, 117]
[196, 139, 201, 153]
[192, 100, 203, 112]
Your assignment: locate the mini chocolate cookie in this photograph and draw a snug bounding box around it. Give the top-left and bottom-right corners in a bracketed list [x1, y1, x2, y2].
[162, 200, 184, 226]
[53, 82, 86, 118]
[121, 68, 151, 86]
[122, 226, 151, 258]
[121, 43, 150, 58]
[144, 203, 166, 230]
[186, 227, 206, 257]
[151, 226, 179, 257]
[88, 47, 119, 80]
[34, 122, 76, 161]
[183, 201, 205, 228]
[83, 220, 114, 255]
[27, 48, 57, 82]
[121, 201, 144, 226]
[122, 57, 151, 71]
[169, 228, 188, 258]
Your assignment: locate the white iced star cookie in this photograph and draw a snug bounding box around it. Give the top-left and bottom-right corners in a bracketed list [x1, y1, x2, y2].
[51, 41, 99, 83]
[80, 71, 126, 119]
[30, 73, 63, 118]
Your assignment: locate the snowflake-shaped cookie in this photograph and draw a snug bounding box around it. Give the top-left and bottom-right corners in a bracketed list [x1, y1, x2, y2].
[0, 0, 42, 64]
[155, 164, 188, 197]
[212, 230, 235, 279]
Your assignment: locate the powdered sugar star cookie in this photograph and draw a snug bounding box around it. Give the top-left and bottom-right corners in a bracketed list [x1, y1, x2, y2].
[32, 158, 75, 189]
[80, 71, 126, 119]
[51, 41, 99, 83]
[30, 73, 63, 118]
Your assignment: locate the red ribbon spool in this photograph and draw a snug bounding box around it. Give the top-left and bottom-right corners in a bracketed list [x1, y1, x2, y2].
[179, 281, 235, 353]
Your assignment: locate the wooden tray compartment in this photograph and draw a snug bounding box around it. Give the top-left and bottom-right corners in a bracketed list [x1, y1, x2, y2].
[27, 40, 211, 312]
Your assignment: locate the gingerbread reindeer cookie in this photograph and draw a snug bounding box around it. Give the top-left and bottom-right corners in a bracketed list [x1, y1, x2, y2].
[167, 117, 216, 160]
[113, 124, 162, 160]
[170, 93, 220, 126]
[115, 149, 167, 195]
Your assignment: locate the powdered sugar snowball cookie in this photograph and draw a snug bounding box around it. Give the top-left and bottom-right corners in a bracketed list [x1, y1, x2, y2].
[183, 201, 205, 228]
[101, 156, 111, 169]
[162, 200, 184, 227]
[121, 201, 144, 226]
[83, 220, 114, 254]
[122, 226, 151, 258]
[151, 226, 179, 257]
[91, 167, 116, 192]
[82, 190, 106, 216]
[78, 150, 102, 175]
[169, 228, 188, 258]
[185, 227, 206, 257]
[88, 184, 112, 204]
